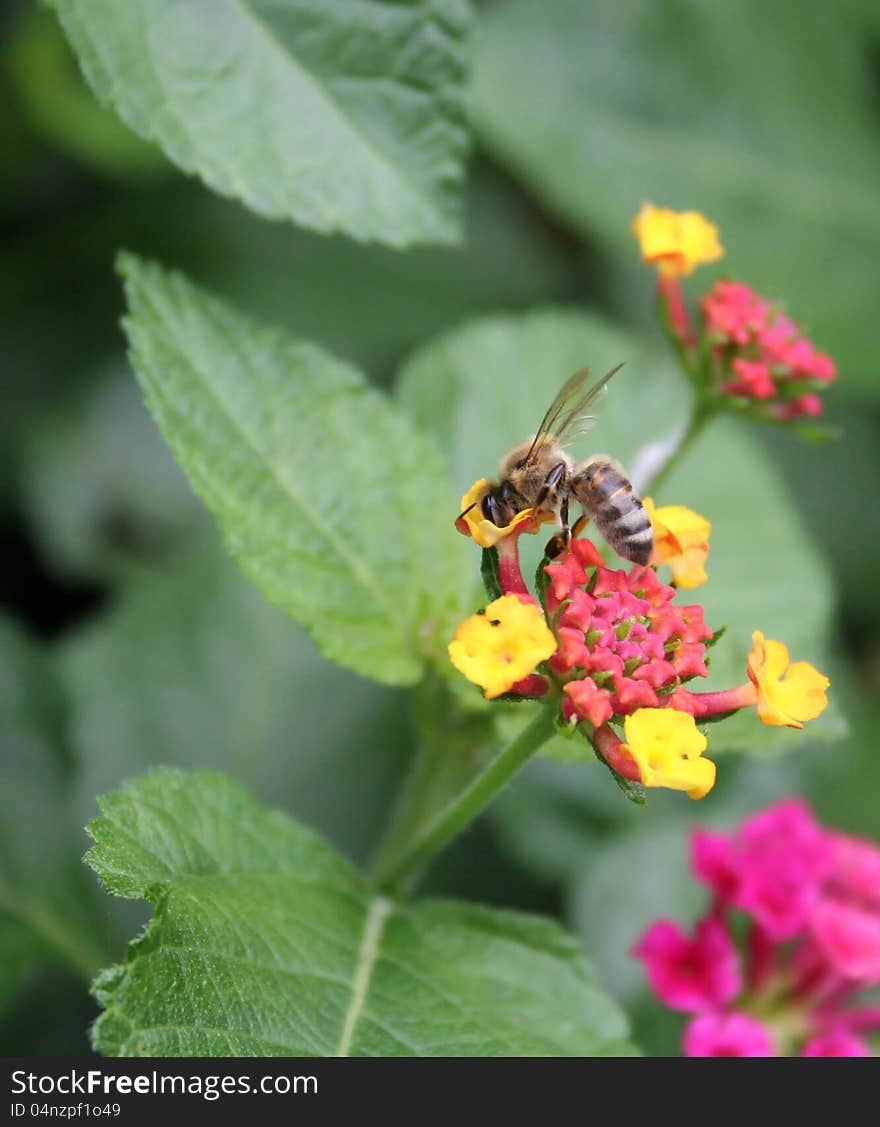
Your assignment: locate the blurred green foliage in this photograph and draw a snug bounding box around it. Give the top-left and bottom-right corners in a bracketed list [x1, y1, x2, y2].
[1, 0, 878, 1056]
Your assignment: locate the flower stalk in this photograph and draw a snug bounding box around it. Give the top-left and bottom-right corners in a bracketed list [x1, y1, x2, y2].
[642, 396, 720, 497]
[370, 699, 559, 898]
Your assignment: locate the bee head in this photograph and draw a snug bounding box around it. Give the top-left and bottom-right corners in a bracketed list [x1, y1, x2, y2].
[481, 480, 527, 528]
[481, 488, 506, 526]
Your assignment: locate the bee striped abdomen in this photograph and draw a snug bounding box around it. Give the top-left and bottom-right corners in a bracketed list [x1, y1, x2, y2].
[572, 459, 654, 566]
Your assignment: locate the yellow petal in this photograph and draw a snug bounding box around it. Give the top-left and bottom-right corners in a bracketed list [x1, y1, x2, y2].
[448, 595, 557, 700]
[455, 479, 554, 549]
[632, 204, 724, 277]
[747, 630, 830, 729]
[644, 498, 711, 589]
[668, 549, 709, 590]
[623, 708, 716, 800]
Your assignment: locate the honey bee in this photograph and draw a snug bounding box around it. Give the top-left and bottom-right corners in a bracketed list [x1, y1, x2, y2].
[463, 365, 654, 564]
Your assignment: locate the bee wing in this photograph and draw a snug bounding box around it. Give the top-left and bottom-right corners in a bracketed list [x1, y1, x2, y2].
[550, 411, 601, 448]
[523, 363, 624, 463]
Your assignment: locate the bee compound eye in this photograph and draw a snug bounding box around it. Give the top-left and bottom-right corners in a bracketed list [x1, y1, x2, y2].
[482, 492, 504, 525]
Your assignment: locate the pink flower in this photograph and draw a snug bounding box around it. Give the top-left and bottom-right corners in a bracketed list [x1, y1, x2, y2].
[801, 1030, 871, 1058]
[809, 832, 880, 982]
[683, 1012, 774, 1057]
[826, 832, 880, 906]
[632, 916, 741, 1012]
[702, 280, 770, 345]
[690, 799, 833, 940]
[691, 828, 740, 901]
[562, 677, 614, 727]
[700, 279, 836, 418]
[776, 393, 824, 420]
[810, 903, 880, 982]
[545, 547, 714, 723]
[726, 358, 777, 400]
[635, 800, 880, 1056]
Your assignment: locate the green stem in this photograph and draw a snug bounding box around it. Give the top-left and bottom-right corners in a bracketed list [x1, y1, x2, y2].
[371, 702, 558, 899]
[644, 397, 719, 497]
[0, 883, 103, 984]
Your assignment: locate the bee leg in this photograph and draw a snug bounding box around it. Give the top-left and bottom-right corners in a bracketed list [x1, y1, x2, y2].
[559, 493, 571, 542]
[537, 464, 569, 558]
[544, 533, 566, 559]
[544, 506, 592, 559]
[544, 493, 571, 560]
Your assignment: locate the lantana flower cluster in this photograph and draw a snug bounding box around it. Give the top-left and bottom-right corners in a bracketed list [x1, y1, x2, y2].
[702, 280, 836, 420]
[632, 204, 837, 424]
[633, 800, 880, 1057]
[545, 536, 716, 799]
[448, 486, 829, 801]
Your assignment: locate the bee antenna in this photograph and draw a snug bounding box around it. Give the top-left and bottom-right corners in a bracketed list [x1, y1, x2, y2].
[457, 501, 479, 521]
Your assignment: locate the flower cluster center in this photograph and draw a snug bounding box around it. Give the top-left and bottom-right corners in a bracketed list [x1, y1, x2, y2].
[543, 539, 713, 728]
[701, 280, 836, 418]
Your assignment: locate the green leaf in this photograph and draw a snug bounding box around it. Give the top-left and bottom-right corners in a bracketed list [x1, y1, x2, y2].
[118, 252, 468, 686]
[481, 546, 503, 601]
[397, 308, 841, 754]
[48, 0, 472, 246]
[593, 742, 648, 807]
[473, 0, 880, 395]
[0, 619, 109, 1002]
[60, 546, 411, 864]
[87, 769, 634, 1056]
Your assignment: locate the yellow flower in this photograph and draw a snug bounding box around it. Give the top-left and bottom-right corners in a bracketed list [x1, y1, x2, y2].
[454, 478, 554, 549]
[632, 204, 724, 278]
[448, 595, 557, 700]
[644, 498, 711, 589]
[747, 631, 830, 729]
[623, 708, 716, 800]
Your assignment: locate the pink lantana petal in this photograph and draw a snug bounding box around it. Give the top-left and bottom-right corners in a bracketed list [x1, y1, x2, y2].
[683, 1011, 775, 1057]
[692, 800, 834, 941]
[801, 1030, 871, 1058]
[825, 833, 880, 911]
[632, 916, 741, 1013]
[691, 828, 739, 903]
[810, 901, 880, 983]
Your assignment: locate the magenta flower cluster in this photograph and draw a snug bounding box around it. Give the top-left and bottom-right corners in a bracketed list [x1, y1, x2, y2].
[633, 799, 880, 1056]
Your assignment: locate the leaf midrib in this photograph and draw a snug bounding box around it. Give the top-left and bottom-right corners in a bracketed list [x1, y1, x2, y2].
[335, 894, 392, 1056]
